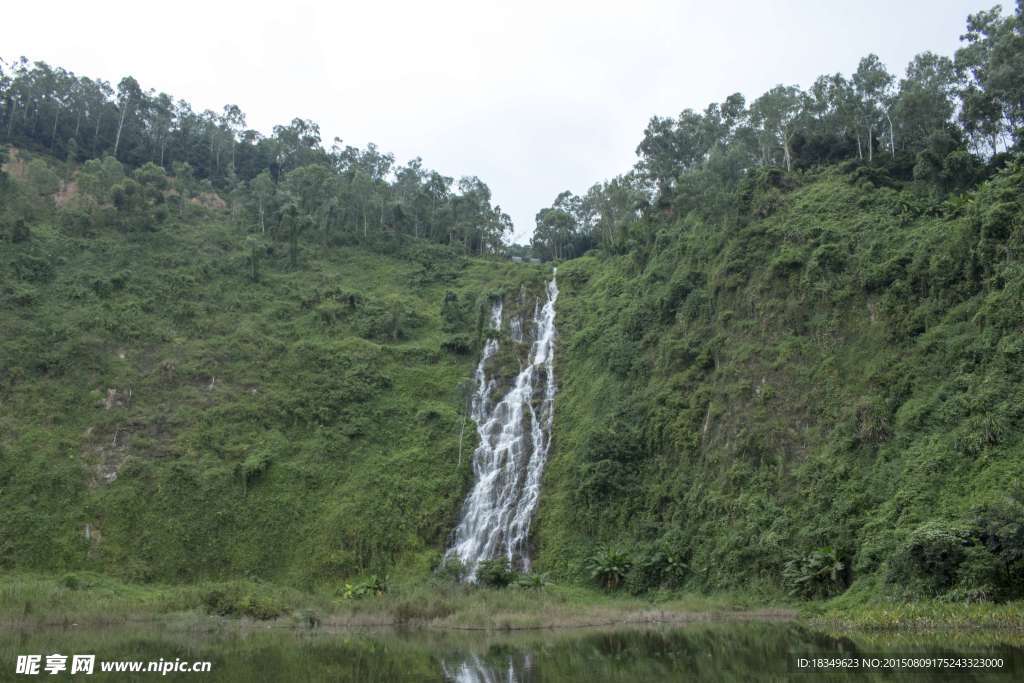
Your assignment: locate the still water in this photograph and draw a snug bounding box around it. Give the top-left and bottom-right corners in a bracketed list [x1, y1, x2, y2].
[2, 621, 1022, 681]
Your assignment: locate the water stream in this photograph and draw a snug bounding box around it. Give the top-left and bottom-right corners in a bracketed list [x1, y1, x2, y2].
[445, 272, 559, 579]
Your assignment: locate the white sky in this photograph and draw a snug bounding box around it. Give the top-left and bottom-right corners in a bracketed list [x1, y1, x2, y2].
[6, 0, 995, 242]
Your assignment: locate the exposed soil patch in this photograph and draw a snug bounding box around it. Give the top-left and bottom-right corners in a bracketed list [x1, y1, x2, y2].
[190, 192, 227, 210]
[55, 178, 79, 206]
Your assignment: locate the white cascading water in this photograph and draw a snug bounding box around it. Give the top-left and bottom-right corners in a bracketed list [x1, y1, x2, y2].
[445, 271, 559, 580]
[441, 653, 532, 683]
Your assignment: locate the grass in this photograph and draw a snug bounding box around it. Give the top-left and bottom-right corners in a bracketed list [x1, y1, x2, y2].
[0, 570, 798, 631]
[7, 569, 1024, 638]
[808, 600, 1024, 632]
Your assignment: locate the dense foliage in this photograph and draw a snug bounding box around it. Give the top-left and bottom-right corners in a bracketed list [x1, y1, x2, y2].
[2, 5, 1023, 608]
[537, 126, 1024, 603]
[0, 59, 512, 255]
[0, 145, 548, 585]
[530, 3, 1024, 262]
[526, 4, 1024, 602]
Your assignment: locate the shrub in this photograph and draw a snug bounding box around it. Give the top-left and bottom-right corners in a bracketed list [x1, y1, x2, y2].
[586, 546, 633, 591]
[60, 573, 94, 591]
[476, 558, 515, 588]
[436, 556, 468, 583]
[783, 547, 848, 599]
[201, 586, 286, 620]
[9, 218, 30, 242]
[392, 598, 454, 623]
[341, 575, 388, 599]
[972, 496, 1024, 600]
[515, 572, 550, 590]
[239, 451, 272, 490]
[441, 334, 474, 355]
[889, 521, 969, 593]
[624, 545, 688, 595]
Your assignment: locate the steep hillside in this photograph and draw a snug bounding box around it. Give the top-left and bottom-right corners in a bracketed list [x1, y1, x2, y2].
[0, 160, 547, 586]
[536, 161, 1024, 601]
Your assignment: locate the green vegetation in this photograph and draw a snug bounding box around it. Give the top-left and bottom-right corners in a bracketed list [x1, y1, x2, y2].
[536, 161, 1024, 604]
[0, 151, 549, 588]
[2, 4, 1024, 627]
[526, 4, 1024, 611]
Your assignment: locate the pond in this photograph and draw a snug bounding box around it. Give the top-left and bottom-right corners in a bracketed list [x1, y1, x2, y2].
[2, 621, 1022, 681]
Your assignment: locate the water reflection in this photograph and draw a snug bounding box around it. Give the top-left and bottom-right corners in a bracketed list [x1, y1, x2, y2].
[442, 652, 531, 683]
[2, 621, 1022, 682]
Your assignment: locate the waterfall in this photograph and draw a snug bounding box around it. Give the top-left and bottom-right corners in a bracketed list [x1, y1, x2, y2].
[445, 271, 559, 580]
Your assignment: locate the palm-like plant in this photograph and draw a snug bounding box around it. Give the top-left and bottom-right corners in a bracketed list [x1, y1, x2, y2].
[784, 547, 846, 598]
[516, 572, 550, 590]
[586, 546, 633, 590]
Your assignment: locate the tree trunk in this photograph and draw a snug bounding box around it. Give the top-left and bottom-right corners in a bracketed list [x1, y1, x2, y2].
[6, 100, 16, 138]
[867, 125, 874, 162]
[93, 110, 103, 153]
[113, 102, 128, 159]
[856, 132, 862, 160]
[50, 104, 60, 152]
[781, 127, 792, 172]
[885, 111, 895, 159]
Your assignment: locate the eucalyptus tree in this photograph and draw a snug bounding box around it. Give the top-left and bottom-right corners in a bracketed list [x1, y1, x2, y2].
[750, 85, 803, 171]
[281, 163, 338, 243]
[112, 76, 141, 160]
[250, 170, 275, 234]
[271, 118, 326, 173]
[149, 93, 175, 167]
[2, 58, 29, 141]
[424, 171, 453, 241]
[894, 52, 957, 153]
[853, 55, 895, 160]
[394, 157, 426, 237]
[955, 4, 1024, 153]
[80, 77, 114, 156]
[221, 104, 246, 173]
[582, 175, 645, 249]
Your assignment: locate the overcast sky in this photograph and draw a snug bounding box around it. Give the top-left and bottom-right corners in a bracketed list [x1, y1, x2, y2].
[6, 0, 996, 242]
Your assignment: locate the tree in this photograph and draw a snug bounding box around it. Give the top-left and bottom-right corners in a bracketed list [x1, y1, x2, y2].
[221, 104, 246, 173]
[112, 76, 141, 159]
[635, 115, 681, 197]
[895, 52, 957, 153]
[751, 85, 803, 171]
[853, 55, 895, 161]
[24, 158, 60, 208]
[250, 171, 275, 234]
[278, 199, 307, 269]
[151, 93, 175, 168]
[78, 156, 125, 203]
[281, 164, 338, 243]
[955, 4, 1024, 152]
[271, 118, 326, 173]
[533, 191, 581, 260]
